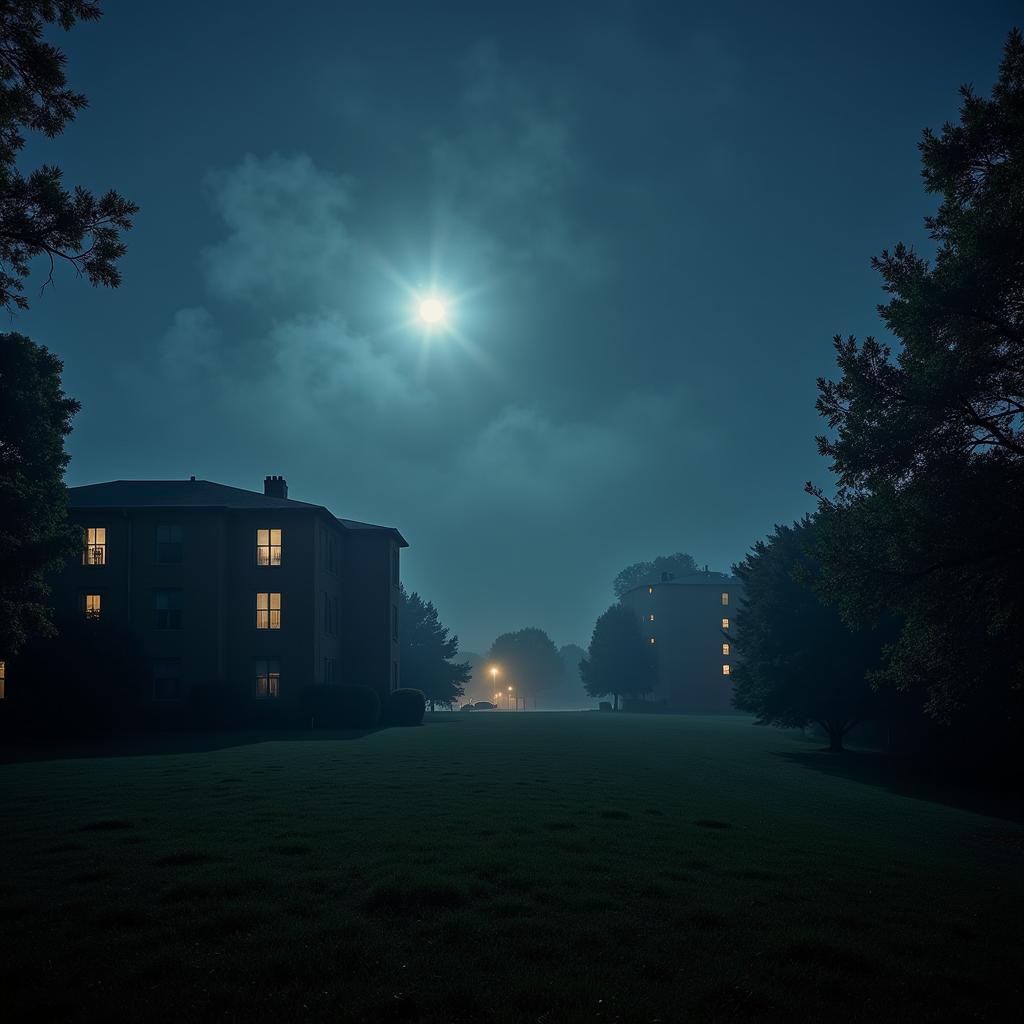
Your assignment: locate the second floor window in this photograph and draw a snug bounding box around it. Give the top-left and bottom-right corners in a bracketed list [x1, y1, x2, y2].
[83, 527, 106, 566]
[156, 524, 183, 563]
[155, 590, 182, 629]
[257, 529, 282, 566]
[722, 592, 729, 606]
[722, 643, 730, 656]
[722, 618, 730, 630]
[84, 594, 102, 620]
[257, 592, 281, 630]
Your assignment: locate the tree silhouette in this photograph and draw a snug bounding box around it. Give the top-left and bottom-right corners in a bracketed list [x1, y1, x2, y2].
[613, 552, 698, 598]
[579, 604, 655, 710]
[398, 587, 470, 711]
[0, 332, 80, 659]
[810, 29, 1024, 726]
[0, 2, 136, 312]
[487, 628, 562, 707]
[731, 517, 891, 752]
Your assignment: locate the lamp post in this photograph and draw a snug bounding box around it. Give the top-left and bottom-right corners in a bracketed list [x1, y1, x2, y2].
[507, 685, 513, 711]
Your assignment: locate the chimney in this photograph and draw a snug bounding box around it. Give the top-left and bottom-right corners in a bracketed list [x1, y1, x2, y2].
[264, 475, 288, 499]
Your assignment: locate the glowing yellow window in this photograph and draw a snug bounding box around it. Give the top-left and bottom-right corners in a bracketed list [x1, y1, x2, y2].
[83, 527, 106, 565]
[647, 585, 653, 594]
[722, 618, 729, 630]
[648, 613, 655, 622]
[0, 660, 5, 700]
[648, 636, 656, 645]
[256, 592, 281, 630]
[722, 664, 731, 676]
[85, 594, 101, 619]
[256, 528, 282, 566]
[721, 592, 729, 606]
[722, 643, 730, 656]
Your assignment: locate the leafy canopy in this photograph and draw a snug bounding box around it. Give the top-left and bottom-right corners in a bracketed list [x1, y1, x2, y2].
[0, 1, 136, 311]
[0, 332, 80, 658]
[486, 627, 562, 705]
[579, 604, 655, 706]
[730, 517, 892, 751]
[398, 587, 470, 710]
[810, 29, 1024, 723]
[613, 552, 698, 599]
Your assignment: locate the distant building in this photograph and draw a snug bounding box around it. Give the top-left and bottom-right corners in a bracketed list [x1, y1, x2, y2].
[619, 569, 742, 712]
[49, 476, 407, 709]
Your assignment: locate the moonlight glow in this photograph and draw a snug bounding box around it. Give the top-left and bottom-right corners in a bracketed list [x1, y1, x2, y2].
[418, 296, 447, 326]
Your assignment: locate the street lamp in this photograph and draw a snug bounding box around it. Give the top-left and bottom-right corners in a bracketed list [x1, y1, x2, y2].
[507, 685, 513, 712]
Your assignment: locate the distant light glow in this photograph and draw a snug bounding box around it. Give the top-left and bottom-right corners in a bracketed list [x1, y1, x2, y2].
[418, 296, 447, 326]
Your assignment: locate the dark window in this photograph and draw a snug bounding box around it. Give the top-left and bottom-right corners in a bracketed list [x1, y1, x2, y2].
[156, 524, 183, 563]
[153, 658, 182, 700]
[155, 590, 182, 629]
[392, 604, 398, 641]
[255, 658, 280, 698]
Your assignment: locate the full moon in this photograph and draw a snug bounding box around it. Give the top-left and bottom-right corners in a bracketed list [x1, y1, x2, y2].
[418, 296, 446, 325]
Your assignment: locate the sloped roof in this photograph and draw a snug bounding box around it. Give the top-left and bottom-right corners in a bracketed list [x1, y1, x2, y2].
[68, 480, 408, 546]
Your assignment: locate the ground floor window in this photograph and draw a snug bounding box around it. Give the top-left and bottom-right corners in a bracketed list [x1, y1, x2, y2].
[255, 659, 281, 698]
[152, 658, 182, 701]
[84, 593, 102, 620]
[0, 660, 5, 700]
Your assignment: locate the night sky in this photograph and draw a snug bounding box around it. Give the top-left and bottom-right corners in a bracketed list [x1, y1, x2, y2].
[18, 1, 1016, 654]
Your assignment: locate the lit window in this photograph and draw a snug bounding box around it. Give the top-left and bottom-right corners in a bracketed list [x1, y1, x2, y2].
[648, 613, 655, 622]
[722, 643, 730, 656]
[722, 618, 729, 630]
[154, 590, 182, 629]
[647, 585, 653, 594]
[0, 660, 5, 700]
[649, 636, 656, 645]
[722, 664, 731, 676]
[156, 524, 183, 563]
[255, 658, 280, 698]
[153, 658, 181, 701]
[257, 592, 281, 630]
[85, 594, 102, 619]
[256, 528, 282, 566]
[721, 592, 729, 606]
[83, 527, 106, 565]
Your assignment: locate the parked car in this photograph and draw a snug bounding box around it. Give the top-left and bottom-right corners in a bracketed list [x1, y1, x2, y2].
[474, 701, 497, 710]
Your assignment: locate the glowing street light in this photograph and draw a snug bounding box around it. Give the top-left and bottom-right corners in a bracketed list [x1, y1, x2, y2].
[507, 685, 513, 712]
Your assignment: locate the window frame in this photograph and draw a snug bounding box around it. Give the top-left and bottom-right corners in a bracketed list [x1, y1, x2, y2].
[154, 589, 183, 630]
[256, 528, 283, 567]
[256, 592, 282, 630]
[83, 526, 107, 566]
[155, 523, 183, 564]
[255, 658, 281, 699]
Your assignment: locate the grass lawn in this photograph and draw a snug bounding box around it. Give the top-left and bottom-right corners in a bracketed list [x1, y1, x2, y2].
[0, 713, 1020, 1022]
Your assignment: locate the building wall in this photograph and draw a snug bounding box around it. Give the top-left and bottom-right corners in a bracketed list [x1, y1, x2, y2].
[57, 505, 397, 708]
[621, 578, 742, 712]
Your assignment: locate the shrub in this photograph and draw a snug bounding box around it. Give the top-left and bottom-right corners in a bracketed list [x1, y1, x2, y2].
[300, 685, 380, 729]
[599, 701, 612, 713]
[386, 688, 425, 726]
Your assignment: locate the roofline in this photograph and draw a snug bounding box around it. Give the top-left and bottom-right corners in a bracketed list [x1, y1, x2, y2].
[621, 576, 739, 598]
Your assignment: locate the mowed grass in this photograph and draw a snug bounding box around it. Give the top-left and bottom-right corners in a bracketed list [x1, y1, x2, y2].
[0, 714, 1020, 1023]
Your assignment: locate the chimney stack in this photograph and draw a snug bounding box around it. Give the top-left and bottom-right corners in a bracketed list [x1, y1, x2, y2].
[264, 475, 288, 499]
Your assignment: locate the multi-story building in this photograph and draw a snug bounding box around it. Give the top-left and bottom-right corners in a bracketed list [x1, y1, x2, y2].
[619, 570, 742, 712]
[51, 476, 407, 709]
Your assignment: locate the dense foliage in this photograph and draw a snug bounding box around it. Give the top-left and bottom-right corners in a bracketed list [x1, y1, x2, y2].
[386, 688, 426, 726]
[810, 30, 1024, 729]
[398, 587, 470, 711]
[613, 552, 699, 598]
[579, 604, 655, 710]
[730, 518, 894, 751]
[0, 1, 136, 311]
[0, 332, 80, 659]
[486, 627, 562, 707]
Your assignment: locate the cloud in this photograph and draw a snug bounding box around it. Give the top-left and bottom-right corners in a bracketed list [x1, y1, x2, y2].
[200, 153, 356, 310]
